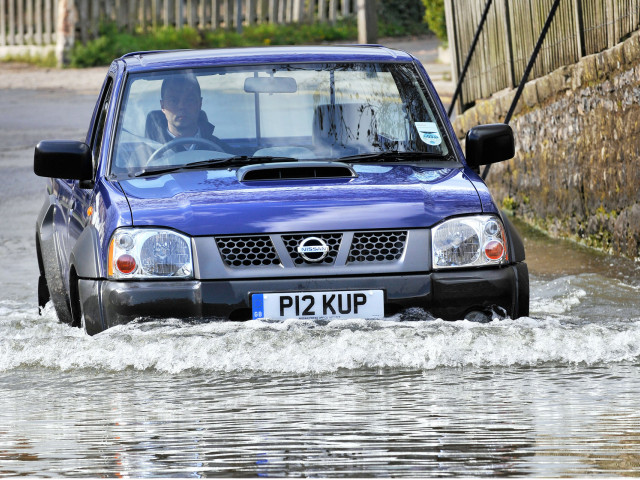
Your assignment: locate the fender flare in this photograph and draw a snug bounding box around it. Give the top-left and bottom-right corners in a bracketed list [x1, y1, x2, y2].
[501, 214, 526, 263]
[69, 225, 103, 279]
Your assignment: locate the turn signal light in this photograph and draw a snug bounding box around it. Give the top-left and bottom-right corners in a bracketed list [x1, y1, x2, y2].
[484, 240, 504, 261]
[116, 254, 136, 274]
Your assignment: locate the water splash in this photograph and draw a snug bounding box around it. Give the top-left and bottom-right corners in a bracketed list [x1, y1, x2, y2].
[0, 308, 638, 375]
[1, 273, 638, 374]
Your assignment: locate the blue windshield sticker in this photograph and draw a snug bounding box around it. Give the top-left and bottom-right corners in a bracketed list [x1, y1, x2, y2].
[415, 122, 442, 146]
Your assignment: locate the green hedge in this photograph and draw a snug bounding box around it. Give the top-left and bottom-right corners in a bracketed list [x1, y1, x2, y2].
[70, 0, 430, 67]
[422, 0, 446, 44]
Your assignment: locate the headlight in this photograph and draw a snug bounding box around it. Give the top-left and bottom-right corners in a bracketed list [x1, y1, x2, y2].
[108, 228, 193, 279]
[432, 215, 508, 269]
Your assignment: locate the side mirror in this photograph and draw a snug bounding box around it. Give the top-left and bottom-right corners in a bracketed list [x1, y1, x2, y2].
[34, 140, 93, 181]
[465, 124, 515, 168]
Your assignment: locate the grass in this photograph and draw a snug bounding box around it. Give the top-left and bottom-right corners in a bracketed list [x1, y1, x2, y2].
[1, 50, 57, 68]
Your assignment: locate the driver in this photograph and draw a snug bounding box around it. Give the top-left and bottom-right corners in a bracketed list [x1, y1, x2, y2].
[145, 73, 227, 151]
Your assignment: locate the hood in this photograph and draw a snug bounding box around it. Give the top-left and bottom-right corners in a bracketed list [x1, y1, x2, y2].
[118, 164, 484, 236]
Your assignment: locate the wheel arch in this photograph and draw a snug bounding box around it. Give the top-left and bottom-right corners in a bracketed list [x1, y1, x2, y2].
[35, 195, 73, 324]
[69, 225, 103, 279]
[501, 214, 526, 263]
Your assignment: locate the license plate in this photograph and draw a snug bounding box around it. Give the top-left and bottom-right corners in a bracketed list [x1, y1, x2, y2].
[251, 290, 384, 321]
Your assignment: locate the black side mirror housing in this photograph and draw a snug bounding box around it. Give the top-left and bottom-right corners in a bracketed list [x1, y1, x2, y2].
[34, 140, 93, 181]
[465, 124, 515, 168]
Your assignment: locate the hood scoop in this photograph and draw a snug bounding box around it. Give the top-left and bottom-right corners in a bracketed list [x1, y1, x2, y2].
[237, 161, 357, 182]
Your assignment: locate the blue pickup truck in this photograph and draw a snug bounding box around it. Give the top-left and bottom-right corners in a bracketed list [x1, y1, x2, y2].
[34, 46, 528, 335]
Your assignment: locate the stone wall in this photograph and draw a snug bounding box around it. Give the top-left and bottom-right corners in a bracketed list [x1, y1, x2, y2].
[452, 30, 640, 261]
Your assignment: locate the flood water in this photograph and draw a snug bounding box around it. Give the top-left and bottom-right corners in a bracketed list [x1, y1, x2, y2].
[1, 88, 640, 477]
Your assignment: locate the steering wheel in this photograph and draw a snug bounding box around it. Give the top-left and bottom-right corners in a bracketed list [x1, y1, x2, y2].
[147, 136, 225, 165]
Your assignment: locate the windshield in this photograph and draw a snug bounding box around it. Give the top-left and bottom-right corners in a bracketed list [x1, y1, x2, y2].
[110, 62, 452, 176]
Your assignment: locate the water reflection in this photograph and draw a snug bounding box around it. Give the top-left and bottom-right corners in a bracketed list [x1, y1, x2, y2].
[0, 362, 639, 477]
[1, 220, 640, 476]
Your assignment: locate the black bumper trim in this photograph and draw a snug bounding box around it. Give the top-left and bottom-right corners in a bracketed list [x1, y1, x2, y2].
[79, 264, 527, 333]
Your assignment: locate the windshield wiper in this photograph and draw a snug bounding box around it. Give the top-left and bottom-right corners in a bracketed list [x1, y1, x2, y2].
[132, 156, 299, 178]
[338, 151, 447, 163]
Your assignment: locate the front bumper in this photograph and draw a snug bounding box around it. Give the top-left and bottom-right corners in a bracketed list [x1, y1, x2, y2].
[78, 263, 528, 334]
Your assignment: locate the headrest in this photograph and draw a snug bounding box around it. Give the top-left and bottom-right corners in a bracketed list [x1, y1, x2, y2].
[312, 103, 377, 149]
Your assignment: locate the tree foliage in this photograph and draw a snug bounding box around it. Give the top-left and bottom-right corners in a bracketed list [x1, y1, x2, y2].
[422, 0, 447, 43]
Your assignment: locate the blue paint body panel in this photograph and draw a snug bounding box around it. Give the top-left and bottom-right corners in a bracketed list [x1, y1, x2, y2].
[34, 45, 528, 334]
[119, 166, 482, 235]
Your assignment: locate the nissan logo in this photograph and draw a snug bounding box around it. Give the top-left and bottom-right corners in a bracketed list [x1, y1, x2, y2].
[297, 237, 329, 262]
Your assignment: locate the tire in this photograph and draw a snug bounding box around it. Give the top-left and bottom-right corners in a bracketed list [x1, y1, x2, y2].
[37, 275, 50, 313]
[36, 234, 51, 313]
[516, 263, 530, 318]
[68, 271, 83, 329]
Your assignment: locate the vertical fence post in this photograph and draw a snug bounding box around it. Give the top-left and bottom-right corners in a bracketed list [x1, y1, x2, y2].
[292, 0, 303, 21]
[341, 0, 348, 16]
[357, 0, 377, 43]
[256, 0, 265, 23]
[128, 0, 136, 31]
[8, 0, 14, 45]
[186, 0, 193, 26]
[444, 0, 460, 114]
[211, 0, 219, 27]
[36, 0, 43, 43]
[162, 0, 169, 26]
[0, 0, 5, 46]
[224, 0, 232, 27]
[573, 0, 585, 57]
[328, 0, 336, 24]
[91, 0, 99, 37]
[307, 0, 315, 21]
[44, 0, 52, 43]
[17, 0, 23, 44]
[502, 0, 516, 88]
[79, 0, 88, 42]
[248, 0, 256, 24]
[26, 0, 33, 43]
[176, 0, 184, 28]
[268, 0, 276, 23]
[55, 0, 76, 65]
[605, 0, 615, 47]
[235, 0, 242, 31]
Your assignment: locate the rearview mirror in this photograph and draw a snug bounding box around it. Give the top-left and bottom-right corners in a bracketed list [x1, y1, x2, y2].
[465, 124, 515, 168]
[244, 76, 297, 94]
[34, 140, 93, 181]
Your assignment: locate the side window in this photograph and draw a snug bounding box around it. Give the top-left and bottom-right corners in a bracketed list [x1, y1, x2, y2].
[91, 78, 114, 173]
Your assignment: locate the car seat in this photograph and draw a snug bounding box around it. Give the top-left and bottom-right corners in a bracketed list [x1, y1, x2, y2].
[312, 103, 378, 158]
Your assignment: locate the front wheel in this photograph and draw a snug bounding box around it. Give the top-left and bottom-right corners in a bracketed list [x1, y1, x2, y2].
[515, 263, 530, 318]
[37, 275, 50, 313]
[36, 234, 51, 314]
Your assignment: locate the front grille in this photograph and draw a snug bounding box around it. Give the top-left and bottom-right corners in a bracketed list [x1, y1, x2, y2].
[282, 233, 342, 265]
[348, 231, 407, 263]
[216, 236, 281, 267]
[215, 230, 407, 268]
